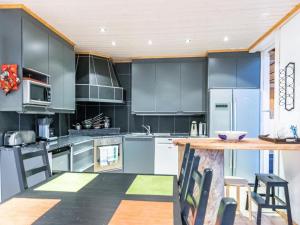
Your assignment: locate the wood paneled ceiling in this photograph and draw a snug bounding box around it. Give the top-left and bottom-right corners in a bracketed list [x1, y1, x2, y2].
[1, 0, 300, 60]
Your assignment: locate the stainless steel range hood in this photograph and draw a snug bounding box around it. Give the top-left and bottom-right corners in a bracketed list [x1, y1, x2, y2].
[75, 54, 123, 103]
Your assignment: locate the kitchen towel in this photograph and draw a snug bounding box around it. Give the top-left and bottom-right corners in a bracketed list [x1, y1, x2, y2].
[126, 175, 173, 196]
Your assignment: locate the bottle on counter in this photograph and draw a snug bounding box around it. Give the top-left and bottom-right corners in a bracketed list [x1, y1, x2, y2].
[190, 121, 198, 137]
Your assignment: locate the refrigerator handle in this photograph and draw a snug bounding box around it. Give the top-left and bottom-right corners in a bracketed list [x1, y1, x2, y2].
[229, 150, 233, 169]
[233, 97, 237, 131]
[229, 102, 233, 131]
[233, 151, 237, 170]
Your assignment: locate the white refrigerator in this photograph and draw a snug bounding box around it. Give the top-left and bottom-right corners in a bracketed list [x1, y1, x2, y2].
[209, 89, 260, 183]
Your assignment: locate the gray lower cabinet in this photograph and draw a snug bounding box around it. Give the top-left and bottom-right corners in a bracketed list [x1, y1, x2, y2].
[123, 137, 154, 174]
[208, 57, 236, 88]
[132, 63, 156, 113]
[49, 35, 64, 109]
[156, 63, 181, 113]
[22, 17, 49, 75]
[180, 61, 206, 112]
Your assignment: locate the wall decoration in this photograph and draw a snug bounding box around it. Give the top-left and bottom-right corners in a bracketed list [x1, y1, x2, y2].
[0, 64, 20, 95]
[279, 62, 295, 111]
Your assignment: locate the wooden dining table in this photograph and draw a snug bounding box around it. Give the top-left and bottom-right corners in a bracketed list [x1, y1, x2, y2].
[0, 172, 183, 225]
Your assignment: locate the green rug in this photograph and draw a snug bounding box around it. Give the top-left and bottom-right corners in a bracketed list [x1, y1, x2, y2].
[126, 175, 173, 196]
[35, 173, 98, 192]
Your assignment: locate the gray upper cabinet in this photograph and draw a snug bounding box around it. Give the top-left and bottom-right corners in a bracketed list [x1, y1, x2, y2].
[208, 52, 260, 89]
[132, 63, 156, 112]
[22, 17, 49, 74]
[63, 45, 75, 110]
[208, 57, 236, 88]
[180, 61, 206, 112]
[236, 54, 260, 88]
[132, 58, 207, 114]
[49, 35, 64, 110]
[156, 63, 181, 113]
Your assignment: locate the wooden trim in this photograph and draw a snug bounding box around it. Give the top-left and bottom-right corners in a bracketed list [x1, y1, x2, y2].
[207, 48, 249, 54]
[75, 51, 111, 59]
[0, 3, 75, 46]
[249, 3, 300, 51]
[132, 53, 206, 60]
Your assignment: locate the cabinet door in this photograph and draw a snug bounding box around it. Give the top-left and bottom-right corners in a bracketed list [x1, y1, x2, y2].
[236, 54, 260, 88]
[63, 45, 75, 110]
[208, 57, 236, 88]
[181, 61, 206, 112]
[132, 63, 156, 113]
[22, 18, 49, 74]
[156, 63, 181, 112]
[49, 36, 64, 109]
[123, 137, 154, 174]
[155, 138, 178, 175]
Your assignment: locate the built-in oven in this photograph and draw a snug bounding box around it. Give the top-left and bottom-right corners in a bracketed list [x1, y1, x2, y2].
[49, 145, 71, 174]
[23, 79, 51, 106]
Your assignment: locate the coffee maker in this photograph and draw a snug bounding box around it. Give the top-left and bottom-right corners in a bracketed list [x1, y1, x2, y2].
[37, 117, 57, 141]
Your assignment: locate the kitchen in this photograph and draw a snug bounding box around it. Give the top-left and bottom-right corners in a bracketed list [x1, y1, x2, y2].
[0, 1, 300, 225]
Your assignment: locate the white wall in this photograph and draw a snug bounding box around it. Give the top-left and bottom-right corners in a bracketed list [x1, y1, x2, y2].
[274, 12, 300, 223]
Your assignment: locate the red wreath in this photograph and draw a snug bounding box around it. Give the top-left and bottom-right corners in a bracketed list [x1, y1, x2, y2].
[0, 64, 20, 95]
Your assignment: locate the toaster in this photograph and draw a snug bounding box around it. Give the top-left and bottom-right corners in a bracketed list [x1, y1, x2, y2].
[4, 130, 36, 146]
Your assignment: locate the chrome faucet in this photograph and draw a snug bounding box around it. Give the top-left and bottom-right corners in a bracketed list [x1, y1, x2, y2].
[142, 124, 151, 135]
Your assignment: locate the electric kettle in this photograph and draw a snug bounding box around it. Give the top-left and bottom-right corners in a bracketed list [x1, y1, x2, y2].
[190, 121, 198, 137]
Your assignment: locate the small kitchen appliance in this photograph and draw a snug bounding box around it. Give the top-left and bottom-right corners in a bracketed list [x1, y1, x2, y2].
[199, 122, 207, 136]
[4, 130, 36, 146]
[190, 121, 198, 137]
[38, 117, 57, 141]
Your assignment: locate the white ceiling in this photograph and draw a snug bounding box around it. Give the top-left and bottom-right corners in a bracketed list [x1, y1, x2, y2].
[1, 0, 300, 60]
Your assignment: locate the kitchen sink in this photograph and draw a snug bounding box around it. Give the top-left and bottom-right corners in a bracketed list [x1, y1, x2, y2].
[129, 133, 171, 137]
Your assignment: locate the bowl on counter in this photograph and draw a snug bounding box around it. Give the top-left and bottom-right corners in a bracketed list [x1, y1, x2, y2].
[216, 131, 248, 141]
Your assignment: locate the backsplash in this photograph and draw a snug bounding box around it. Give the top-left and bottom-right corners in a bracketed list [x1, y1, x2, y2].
[0, 112, 70, 137]
[72, 63, 206, 133]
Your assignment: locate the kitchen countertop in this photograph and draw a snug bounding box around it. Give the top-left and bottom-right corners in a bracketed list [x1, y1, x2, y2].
[0, 133, 204, 152]
[173, 138, 300, 151]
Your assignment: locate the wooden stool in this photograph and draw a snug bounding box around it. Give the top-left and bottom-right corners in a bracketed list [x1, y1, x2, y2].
[250, 173, 293, 225]
[224, 176, 252, 221]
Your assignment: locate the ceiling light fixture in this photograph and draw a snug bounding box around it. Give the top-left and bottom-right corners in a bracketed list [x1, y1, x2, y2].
[112, 41, 116, 46]
[100, 27, 106, 33]
[185, 39, 191, 44]
[262, 12, 270, 17]
[148, 40, 153, 45]
[223, 36, 229, 42]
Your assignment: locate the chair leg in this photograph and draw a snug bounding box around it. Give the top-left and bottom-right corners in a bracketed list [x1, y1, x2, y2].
[247, 186, 252, 221]
[257, 206, 262, 225]
[236, 186, 241, 212]
[271, 186, 276, 211]
[284, 185, 293, 225]
[226, 185, 230, 197]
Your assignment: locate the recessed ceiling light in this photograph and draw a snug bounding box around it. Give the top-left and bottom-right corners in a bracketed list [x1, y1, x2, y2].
[100, 27, 106, 33]
[148, 40, 153, 45]
[223, 36, 229, 42]
[112, 41, 116, 46]
[185, 39, 191, 44]
[262, 12, 270, 17]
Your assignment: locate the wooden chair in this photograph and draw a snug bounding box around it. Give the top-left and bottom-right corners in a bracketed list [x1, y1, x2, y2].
[17, 143, 51, 190]
[181, 164, 213, 225]
[178, 143, 191, 187]
[224, 176, 252, 220]
[179, 149, 199, 205]
[215, 198, 237, 225]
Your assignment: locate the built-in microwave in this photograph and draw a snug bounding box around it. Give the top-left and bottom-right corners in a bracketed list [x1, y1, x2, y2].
[23, 79, 51, 106]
